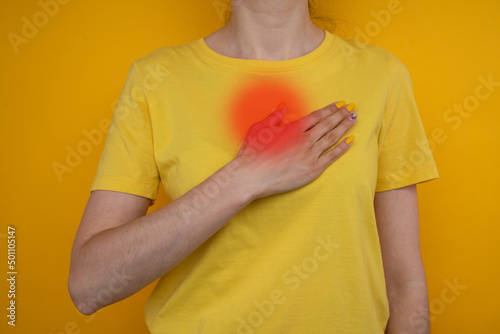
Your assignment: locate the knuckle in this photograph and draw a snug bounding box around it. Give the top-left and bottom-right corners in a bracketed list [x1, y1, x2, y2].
[327, 103, 337, 113]
[311, 110, 323, 122]
[310, 159, 322, 175]
[287, 120, 299, 131]
[325, 130, 338, 142]
[305, 128, 317, 141]
[321, 118, 333, 130]
[249, 123, 261, 131]
[330, 145, 344, 160]
[341, 108, 351, 117]
[339, 119, 353, 131]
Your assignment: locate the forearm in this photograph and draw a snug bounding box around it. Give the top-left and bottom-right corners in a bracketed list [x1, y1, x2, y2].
[385, 279, 430, 334]
[70, 158, 257, 315]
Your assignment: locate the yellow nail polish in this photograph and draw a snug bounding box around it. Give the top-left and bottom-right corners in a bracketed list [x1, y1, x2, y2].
[336, 101, 346, 108]
[346, 135, 354, 144]
[276, 101, 286, 110]
[346, 103, 356, 112]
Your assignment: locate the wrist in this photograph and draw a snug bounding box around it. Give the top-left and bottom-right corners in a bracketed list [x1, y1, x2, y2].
[224, 156, 264, 204]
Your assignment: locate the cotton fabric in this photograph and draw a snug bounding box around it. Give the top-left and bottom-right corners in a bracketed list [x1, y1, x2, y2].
[90, 29, 439, 333]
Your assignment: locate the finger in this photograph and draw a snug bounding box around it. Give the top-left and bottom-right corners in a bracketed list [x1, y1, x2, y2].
[311, 111, 357, 155]
[306, 103, 355, 144]
[261, 101, 287, 127]
[317, 135, 355, 169]
[291, 101, 345, 132]
[237, 138, 247, 155]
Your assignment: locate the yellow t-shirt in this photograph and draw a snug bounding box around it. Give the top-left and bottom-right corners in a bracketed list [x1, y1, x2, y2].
[90, 30, 439, 333]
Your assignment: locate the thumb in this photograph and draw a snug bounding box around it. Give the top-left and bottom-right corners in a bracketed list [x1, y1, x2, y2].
[266, 101, 287, 127]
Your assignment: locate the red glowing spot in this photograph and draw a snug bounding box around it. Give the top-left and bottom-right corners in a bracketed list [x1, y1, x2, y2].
[226, 77, 309, 144]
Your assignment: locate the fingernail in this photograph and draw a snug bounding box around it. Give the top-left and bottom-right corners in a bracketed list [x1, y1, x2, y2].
[346, 103, 356, 112]
[346, 135, 354, 144]
[336, 101, 346, 108]
[276, 101, 286, 111]
[349, 112, 357, 121]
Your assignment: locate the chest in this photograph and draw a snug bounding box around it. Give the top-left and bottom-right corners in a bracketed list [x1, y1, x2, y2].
[150, 74, 385, 201]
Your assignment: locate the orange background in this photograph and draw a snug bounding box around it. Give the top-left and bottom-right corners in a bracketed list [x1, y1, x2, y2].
[1, 0, 499, 333]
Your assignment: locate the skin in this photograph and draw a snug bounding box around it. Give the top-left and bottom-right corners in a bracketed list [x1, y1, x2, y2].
[68, 1, 430, 332]
[375, 185, 431, 333]
[69, 100, 356, 315]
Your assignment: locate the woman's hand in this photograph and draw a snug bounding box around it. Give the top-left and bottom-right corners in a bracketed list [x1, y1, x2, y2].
[234, 101, 358, 199]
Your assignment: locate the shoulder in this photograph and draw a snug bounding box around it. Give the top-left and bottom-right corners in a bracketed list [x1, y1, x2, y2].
[131, 39, 197, 75]
[334, 35, 410, 78]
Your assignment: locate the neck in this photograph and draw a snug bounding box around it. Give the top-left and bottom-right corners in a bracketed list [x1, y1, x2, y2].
[206, 0, 325, 61]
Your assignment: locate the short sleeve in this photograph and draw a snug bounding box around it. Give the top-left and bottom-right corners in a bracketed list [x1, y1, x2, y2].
[90, 61, 160, 203]
[375, 56, 439, 192]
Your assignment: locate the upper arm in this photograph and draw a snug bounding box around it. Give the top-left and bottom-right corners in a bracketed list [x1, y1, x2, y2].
[70, 190, 151, 260]
[374, 184, 426, 289]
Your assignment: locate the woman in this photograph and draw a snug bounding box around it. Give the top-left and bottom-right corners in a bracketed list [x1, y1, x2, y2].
[68, 0, 439, 333]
